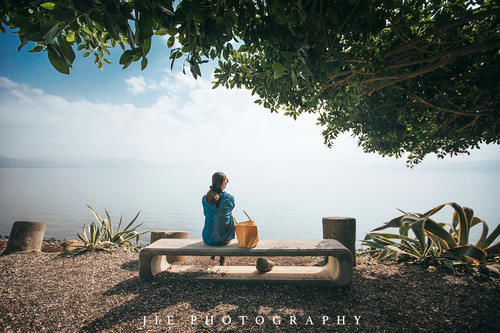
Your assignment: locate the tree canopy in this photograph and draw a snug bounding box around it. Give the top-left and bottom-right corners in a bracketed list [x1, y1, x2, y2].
[1, 0, 499, 165]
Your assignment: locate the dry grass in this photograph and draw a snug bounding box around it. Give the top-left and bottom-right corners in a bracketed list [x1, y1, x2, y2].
[0, 240, 498, 332]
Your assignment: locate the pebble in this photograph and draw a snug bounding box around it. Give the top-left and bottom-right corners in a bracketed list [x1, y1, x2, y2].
[43, 237, 62, 244]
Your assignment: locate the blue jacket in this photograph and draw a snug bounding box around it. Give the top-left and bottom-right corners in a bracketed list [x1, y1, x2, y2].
[202, 191, 235, 246]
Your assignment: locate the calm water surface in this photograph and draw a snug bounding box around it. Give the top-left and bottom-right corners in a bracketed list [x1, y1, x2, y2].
[1, 167, 499, 247]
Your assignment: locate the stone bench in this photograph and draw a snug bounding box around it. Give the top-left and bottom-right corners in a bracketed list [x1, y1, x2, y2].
[139, 239, 353, 286]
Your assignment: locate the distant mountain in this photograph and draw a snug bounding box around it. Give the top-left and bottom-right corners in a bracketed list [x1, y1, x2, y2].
[0, 155, 70, 168]
[0, 155, 160, 168]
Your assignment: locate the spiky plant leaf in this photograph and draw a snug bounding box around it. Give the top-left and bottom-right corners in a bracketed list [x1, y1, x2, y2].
[484, 242, 500, 258]
[371, 215, 405, 232]
[117, 215, 123, 233]
[463, 207, 474, 230]
[421, 203, 446, 219]
[446, 245, 487, 264]
[122, 211, 141, 231]
[410, 219, 427, 253]
[105, 209, 113, 239]
[87, 205, 104, 226]
[479, 224, 500, 249]
[449, 202, 469, 246]
[424, 218, 457, 249]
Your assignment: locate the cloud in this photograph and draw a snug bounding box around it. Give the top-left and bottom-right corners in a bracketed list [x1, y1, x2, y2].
[125, 75, 147, 94]
[1, 74, 498, 175]
[0, 74, 331, 170]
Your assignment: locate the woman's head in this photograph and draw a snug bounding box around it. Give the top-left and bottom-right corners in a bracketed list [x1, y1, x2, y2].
[206, 172, 228, 205]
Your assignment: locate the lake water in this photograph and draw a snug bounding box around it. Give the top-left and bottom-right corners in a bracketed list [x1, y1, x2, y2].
[1, 166, 499, 248]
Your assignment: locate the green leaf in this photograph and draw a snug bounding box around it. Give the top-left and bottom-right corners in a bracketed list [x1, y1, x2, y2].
[123, 211, 141, 232]
[43, 22, 65, 41]
[17, 39, 29, 51]
[82, 26, 92, 35]
[167, 36, 175, 48]
[141, 57, 148, 70]
[421, 204, 446, 218]
[371, 215, 405, 231]
[58, 37, 75, 65]
[272, 62, 287, 79]
[446, 245, 486, 263]
[66, 31, 75, 42]
[424, 219, 457, 249]
[47, 44, 69, 74]
[119, 50, 133, 65]
[87, 205, 103, 225]
[291, 70, 297, 86]
[29, 45, 44, 53]
[475, 219, 489, 249]
[154, 29, 168, 36]
[40, 2, 56, 10]
[105, 209, 113, 239]
[463, 206, 474, 230]
[143, 38, 152, 55]
[449, 202, 469, 246]
[103, 14, 120, 40]
[480, 223, 500, 249]
[410, 219, 427, 253]
[485, 242, 500, 258]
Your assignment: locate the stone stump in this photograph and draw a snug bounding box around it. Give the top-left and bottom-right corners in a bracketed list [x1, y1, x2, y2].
[322, 217, 356, 266]
[150, 230, 189, 263]
[3, 221, 47, 255]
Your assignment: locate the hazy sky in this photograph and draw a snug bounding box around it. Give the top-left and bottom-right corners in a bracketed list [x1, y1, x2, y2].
[0, 30, 498, 171]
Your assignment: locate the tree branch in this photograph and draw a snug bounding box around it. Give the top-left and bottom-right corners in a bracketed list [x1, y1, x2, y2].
[384, 39, 500, 71]
[383, 7, 500, 59]
[366, 39, 500, 94]
[408, 94, 492, 117]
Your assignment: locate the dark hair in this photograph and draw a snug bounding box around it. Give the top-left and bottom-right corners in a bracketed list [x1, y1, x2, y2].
[206, 172, 227, 205]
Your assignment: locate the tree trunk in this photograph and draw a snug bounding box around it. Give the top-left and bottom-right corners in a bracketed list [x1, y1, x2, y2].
[150, 230, 189, 263]
[322, 217, 356, 266]
[3, 221, 47, 255]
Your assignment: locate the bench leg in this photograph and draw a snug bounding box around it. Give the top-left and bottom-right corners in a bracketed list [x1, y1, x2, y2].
[326, 252, 353, 286]
[139, 251, 171, 281]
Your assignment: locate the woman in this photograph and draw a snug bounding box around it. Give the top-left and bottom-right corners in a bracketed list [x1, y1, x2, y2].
[202, 172, 235, 265]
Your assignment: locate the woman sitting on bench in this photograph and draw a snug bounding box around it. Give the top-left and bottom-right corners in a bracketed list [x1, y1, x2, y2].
[202, 171, 235, 265]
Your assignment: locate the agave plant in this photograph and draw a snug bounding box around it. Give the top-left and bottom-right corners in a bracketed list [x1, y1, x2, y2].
[363, 202, 500, 272]
[78, 221, 108, 250]
[76, 205, 147, 252]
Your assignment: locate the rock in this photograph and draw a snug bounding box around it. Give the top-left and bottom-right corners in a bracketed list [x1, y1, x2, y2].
[256, 258, 274, 273]
[427, 266, 437, 273]
[61, 240, 84, 251]
[46, 237, 59, 244]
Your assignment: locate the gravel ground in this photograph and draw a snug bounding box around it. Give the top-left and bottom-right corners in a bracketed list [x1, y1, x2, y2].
[0, 240, 498, 332]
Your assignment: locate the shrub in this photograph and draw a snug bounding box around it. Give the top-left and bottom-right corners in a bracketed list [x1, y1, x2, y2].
[74, 205, 147, 253]
[363, 202, 499, 273]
